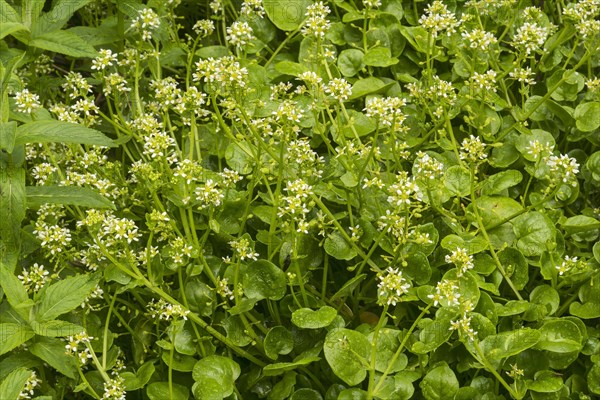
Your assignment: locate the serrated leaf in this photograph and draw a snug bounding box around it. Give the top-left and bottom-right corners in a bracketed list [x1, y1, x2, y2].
[31, 320, 84, 337]
[0, 368, 32, 400]
[26, 186, 115, 209]
[35, 273, 101, 322]
[33, 0, 95, 35]
[0, 323, 34, 356]
[15, 120, 115, 147]
[29, 337, 78, 379]
[30, 30, 98, 58]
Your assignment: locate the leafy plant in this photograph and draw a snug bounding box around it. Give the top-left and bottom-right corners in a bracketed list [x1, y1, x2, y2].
[1, 0, 600, 399]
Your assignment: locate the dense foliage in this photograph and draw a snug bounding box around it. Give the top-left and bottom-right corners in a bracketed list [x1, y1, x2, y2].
[1, 0, 600, 399]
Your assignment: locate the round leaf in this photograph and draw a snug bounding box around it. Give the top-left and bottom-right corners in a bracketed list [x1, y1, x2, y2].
[243, 260, 286, 300]
[513, 212, 555, 257]
[534, 319, 583, 353]
[574, 102, 600, 132]
[420, 363, 459, 400]
[192, 356, 240, 400]
[324, 328, 370, 386]
[292, 306, 337, 329]
[264, 326, 294, 359]
[264, 0, 313, 31]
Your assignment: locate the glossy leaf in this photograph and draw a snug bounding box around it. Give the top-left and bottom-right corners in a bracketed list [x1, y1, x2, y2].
[324, 328, 370, 386]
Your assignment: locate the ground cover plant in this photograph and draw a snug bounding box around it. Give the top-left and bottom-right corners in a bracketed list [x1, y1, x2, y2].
[1, 0, 600, 398]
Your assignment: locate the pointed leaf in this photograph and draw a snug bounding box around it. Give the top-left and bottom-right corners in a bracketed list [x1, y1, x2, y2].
[35, 273, 101, 322]
[30, 30, 98, 58]
[26, 186, 115, 209]
[15, 120, 115, 147]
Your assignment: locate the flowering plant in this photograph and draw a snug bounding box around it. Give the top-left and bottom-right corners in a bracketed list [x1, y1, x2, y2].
[1, 0, 600, 399]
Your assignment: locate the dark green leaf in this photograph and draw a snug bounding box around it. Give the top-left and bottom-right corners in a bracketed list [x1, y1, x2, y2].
[35, 273, 101, 322]
[29, 30, 98, 58]
[264, 0, 313, 31]
[513, 212, 555, 256]
[262, 357, 321, 376]
[324, 231, 357, 260]
[29, 337, 78, 379]
[480, 328, 540, 359]
[264, 326, 294, 360]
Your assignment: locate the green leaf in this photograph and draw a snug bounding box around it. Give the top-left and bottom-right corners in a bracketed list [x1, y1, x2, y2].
[569, 302, 600, 319]
[0, 1, 20, 24]
[243, 260, 286, 300]
[262, 357, 321, 376]
[0, 261, 30, 320]
[411, 316, 453, 354]
[0, 368, 32, 400]
[324, 328, 370, 386]
[369, 328, 407, 373]
[562, 215, 600, 234]
[122, 361, 155, 391]
[264, 326, 294, 360]
[26, 186, 115, 209]
[472, 196, 523, 229]
[0, 166, 25, 269]
[15, 120, 115, 147]
[35, 273, 101, 322]
[275, 61, 308, 77]
[264, 0, 312, 31]
[0, 22, 28, 40]
[0, 121, 16, 153]
[349, 77, 392, 99]
[444, 166, 470, 197]
[0, 323, 34, 356]
[324, 231, 357, 260]
[363, 47, 398, 67]
[330, 274, 366, 302]
[338, 49, 365, 77]
[534, 319, 583, 353]
[29, 337, 78, 379]
[292, 306, 337, 329]
[480, 170, 523, 196]
[574, 102, 600, 132]
[526, 370, 563, 393]
[529, 285, 560, 316]
[420, 363, 459, 400]
[147, 382, 189, 400]
[513, 212, 555, 256]
[268, 371, 296, 399]
[589, 363, 600, 394]
[31, 320, 84, 337]
[497, 248, 529, 290]
[29, 29, 98, 58]
[192, 355, 240, 400]
[33, 0, 95, 35]
[480, 328, 540, 359]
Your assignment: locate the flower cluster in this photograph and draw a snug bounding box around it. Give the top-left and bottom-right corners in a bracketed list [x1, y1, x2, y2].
[387, 172, 420, 207]
[226, 21, 255, 49]
[377, 267, 411, 306]
[546, 154, 580, 186]
[130, 8, 160, 41]
[556, 255, 583, 276]
[193, 56, 249, 90]
[229, 237, 260, 261]
[18, 263, 51, 293]
[147, 299, 190, 321]
[364, 96, 407, 128]
[14, 89, 41, 113]
[461, 28, 497, 50]
[414, 152, 445, 181]
[325, 78, 352, 102]
[513, 22, 553, 55]
[102, 376, 126, 400]
[445, 248, 474, 277]
[92, 49, 118, 71]
[18, 371, 42, 399]
[64, 332, 94, 365]
[428, 279, 461, 307]
[459, 135, 487, 163]
[419, 0, 460, 38]
[302, 1, 331, 38]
